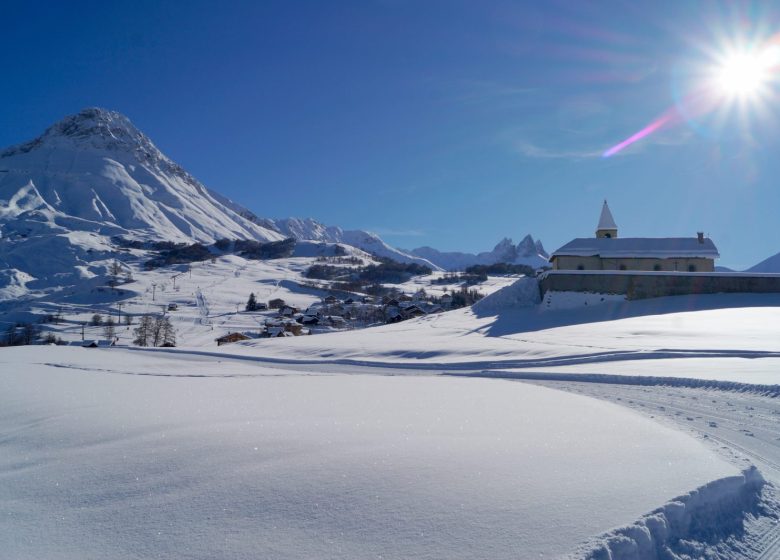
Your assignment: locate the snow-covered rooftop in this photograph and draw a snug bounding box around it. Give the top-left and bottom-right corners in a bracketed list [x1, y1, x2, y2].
[551, 237, 720, 259]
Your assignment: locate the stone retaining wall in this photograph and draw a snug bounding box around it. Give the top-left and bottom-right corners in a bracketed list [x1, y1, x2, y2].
[538, 272, 780, 300]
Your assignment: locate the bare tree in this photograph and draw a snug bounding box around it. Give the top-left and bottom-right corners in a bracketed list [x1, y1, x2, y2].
[103, 317, 116, 342]
[133, 315, 154, 346]
[160, 317, 176, 347]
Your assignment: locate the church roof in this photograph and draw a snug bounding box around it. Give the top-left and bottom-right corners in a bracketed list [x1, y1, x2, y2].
[597, 200, 617, 231]
[550, 237, 720, 260]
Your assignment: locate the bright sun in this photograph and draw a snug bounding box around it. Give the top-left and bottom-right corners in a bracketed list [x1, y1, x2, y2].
[712, 47, 779, 99]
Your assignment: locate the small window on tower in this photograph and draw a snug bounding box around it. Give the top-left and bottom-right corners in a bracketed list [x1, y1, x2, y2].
[688, 264, 697, 272]
[653, 264, 662, 271]
[604, 233, 612, 238]
[577, 264, 585, 270]
[619, 264, 627, 270]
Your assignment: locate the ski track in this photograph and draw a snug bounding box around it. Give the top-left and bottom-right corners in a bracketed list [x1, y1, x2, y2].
[523, 378, 780, 559]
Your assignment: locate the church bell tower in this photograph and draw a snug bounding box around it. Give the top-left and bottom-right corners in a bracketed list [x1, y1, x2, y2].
[596, 200, 618, 238]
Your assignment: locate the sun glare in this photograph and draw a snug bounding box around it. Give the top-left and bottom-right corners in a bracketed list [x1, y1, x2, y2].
[712, 46, 779, 99]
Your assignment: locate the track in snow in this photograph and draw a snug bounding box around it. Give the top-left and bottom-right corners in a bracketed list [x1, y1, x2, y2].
[524, 378, 780, 559]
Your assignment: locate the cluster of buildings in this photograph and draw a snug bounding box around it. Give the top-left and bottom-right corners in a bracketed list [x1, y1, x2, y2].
[216, 292, 449, 345]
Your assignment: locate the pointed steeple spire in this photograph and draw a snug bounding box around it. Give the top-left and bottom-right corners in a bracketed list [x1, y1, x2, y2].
[596, 200, 618, 238]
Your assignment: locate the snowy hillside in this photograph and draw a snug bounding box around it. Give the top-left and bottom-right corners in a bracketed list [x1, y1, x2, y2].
[0, 108, 283, 244]
[411, 234, 549, 271]
[0, 108, 287, 297]
[273, 217, 439, 269]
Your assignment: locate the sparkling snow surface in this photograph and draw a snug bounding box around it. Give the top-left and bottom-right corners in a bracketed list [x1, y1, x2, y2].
[0, 346, 736, 559]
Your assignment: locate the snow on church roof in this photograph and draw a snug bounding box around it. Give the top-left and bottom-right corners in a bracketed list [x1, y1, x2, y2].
[550, 237, 720, 260]
[597, 200, 617, 231]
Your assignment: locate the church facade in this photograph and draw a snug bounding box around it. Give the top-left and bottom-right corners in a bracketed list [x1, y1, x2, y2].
[549, 201, 719, 272]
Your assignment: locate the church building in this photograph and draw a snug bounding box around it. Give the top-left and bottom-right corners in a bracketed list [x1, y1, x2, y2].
[549, 201, 719, 272]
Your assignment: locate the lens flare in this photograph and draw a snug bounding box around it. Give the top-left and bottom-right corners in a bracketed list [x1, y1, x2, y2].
[712, 47, 779, 99]
[603, 35, 780, 158]
[602, 114, 673, 158]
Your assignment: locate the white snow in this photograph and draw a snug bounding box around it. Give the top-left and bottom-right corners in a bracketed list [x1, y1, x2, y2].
[273, 217, 440, 269]
[0, 345, 739, 559]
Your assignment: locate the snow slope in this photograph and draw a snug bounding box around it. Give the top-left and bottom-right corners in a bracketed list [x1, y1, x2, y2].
[0, 108, 286, 297]
[411, 234, 549, 271]
[273, 217, 439, 269]
[0, 108, 283, 244]
[213, 278, 780, 387]
[0, 346, 739, 559]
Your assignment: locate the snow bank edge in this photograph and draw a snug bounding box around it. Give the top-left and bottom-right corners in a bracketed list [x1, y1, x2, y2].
[571, 466, 766, 560]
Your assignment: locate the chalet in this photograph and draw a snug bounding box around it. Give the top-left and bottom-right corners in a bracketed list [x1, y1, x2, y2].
[216, 332, 251, 346]
[278, 305, 300, 317]
[440, 293, 453, 308]
[323, 295, 338, 305]
[82, 339, 111, 348]
[386, 309, 404, 323]
[265, 326, 286, 338]
[549, 201, 719, 272]
[402, 305, 426, 319]
[326, 315, 347, 328]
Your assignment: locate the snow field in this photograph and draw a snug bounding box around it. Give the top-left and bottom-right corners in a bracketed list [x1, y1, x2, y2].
[0, 346, 740, 559]
[228, 285, 780, 388]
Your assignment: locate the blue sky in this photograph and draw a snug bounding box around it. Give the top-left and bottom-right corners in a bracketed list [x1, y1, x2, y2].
[2, 1, 780, 268]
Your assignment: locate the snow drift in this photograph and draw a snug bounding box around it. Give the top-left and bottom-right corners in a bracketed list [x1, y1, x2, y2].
[573, 467, 769, 560]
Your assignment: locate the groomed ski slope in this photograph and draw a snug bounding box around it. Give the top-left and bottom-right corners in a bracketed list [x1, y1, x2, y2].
[0, 346, 742, 559]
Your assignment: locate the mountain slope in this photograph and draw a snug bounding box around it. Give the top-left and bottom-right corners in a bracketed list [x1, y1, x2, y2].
[747, 251, 780, 273]
[411, 235, 549, 271]
[0, 108, 283, 244]
[0, 108, 292, 298]
[273, 217, 439, 269]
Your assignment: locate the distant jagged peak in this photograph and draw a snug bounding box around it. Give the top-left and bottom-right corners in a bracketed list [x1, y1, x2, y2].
[492, 237, 515, 251]
[534, 238, 548, 258]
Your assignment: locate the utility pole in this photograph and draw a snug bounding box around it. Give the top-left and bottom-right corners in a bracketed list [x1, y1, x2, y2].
[151, 282, 157, 301]
[117, 302, 123, 323]
[81, 322, 85, 341]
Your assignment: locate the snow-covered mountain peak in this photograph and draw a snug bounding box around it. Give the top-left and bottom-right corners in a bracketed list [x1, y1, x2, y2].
[3, 108, 157, 160]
